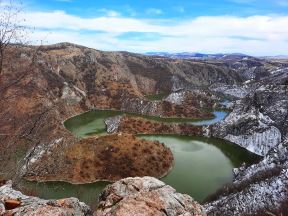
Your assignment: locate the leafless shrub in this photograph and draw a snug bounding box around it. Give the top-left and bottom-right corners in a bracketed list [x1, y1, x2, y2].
[0, 0, 28, 74]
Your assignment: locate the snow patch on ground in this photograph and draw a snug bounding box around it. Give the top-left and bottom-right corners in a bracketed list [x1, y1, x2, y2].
[225, 126, 281, 155]
[205, 168, 288, 216]
[21, 138, 63, 176]
[211, 85, 249, 98]
[205, 139, 288, 216]
[105, 115, 123, 133]
[164, 92, 185, 105]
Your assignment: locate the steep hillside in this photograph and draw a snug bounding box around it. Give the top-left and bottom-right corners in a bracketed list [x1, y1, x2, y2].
[0, 43, 242, 180]
[204, 84, 288, 215]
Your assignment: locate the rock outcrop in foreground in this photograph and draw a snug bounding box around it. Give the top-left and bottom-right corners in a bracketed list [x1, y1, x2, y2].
[0, 178, 205, 216]
[0, 181, 92, 216]
[96, 177, 206, 216]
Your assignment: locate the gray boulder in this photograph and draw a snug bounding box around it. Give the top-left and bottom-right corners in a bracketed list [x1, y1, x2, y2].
[0, 181, 93, 216]
[96, 176, 206, 216]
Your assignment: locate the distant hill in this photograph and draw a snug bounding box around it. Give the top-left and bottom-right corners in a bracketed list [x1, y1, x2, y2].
[145, 52, 249, 59]
[261, 55, 288, 59]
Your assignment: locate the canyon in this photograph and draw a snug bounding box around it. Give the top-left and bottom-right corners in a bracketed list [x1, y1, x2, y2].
[0, 43, 287, 215]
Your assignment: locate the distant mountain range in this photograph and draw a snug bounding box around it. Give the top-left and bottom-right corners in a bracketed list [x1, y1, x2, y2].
[145, 52, 288, 60]
[145, 52, 249, 59]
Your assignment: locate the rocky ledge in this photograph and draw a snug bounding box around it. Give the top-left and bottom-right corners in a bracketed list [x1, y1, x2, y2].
[204, 84, 288, 216]
[0, 181, 92, 216]
[0, 177, 206, 216]
[96, 176, 206, 216]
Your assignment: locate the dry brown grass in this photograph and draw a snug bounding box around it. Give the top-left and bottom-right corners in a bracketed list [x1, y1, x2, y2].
[118, 116, 203, 136]
[24, 133, 174, 184]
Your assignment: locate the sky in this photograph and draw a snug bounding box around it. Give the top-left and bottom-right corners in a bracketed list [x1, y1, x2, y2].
[2, 0, 288, 55]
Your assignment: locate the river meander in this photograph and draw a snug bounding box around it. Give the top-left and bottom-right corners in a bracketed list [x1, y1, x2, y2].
[20, 109, 260, 206]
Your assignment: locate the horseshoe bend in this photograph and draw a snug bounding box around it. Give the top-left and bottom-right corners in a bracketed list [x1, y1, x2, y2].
[0, 43, 287, 216]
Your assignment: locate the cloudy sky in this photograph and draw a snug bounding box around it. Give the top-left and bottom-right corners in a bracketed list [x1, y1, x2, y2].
[4, 0, 288, 55]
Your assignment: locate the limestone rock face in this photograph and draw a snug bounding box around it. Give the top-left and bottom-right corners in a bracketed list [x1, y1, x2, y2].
[105, 115, 123, 133]
[204, 84, 288, 216]
[211, 85, 288, 156]
[96, 176, 206, 216]
[210, 84, 249, 99]
[0, 181, 93, 216]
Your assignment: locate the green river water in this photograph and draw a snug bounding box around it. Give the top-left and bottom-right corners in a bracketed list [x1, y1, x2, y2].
[20, 109, 260, 206]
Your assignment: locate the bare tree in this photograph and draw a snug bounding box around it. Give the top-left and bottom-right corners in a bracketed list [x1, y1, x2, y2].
[0, 0, 27, 74]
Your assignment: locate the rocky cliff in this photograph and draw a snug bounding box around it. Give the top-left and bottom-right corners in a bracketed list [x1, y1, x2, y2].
[211, 85, 288, 156]
[204, 83, 288, 215]
[96, 177, 206, 216]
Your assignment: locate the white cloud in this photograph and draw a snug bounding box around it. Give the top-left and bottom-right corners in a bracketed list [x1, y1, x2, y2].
[18, 10, 288, 55]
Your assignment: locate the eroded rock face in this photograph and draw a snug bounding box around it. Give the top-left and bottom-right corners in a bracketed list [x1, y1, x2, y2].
[105, 115, 123, 134]
[165, 91, 185, 105]
[204, 84, 288, 216]
[120, 95, 213, 119]
[164, 90, 220, 110]
[0, 181, 92, 216]
[210, 84, 249, 99]
[211, 85, 288, 156]
[96, 177, 206, 216]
